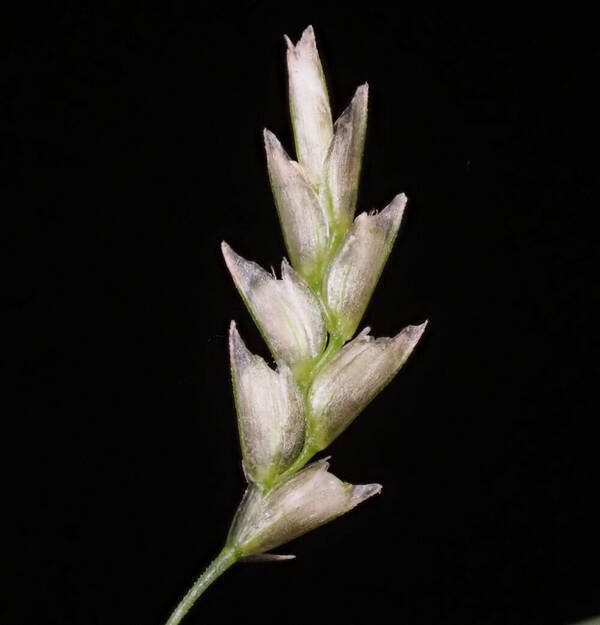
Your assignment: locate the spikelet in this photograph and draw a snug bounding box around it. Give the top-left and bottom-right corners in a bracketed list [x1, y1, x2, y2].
[164, 26, 426, 625]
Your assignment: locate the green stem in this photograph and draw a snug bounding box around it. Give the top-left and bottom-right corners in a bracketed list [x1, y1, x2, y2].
[164, 546, 238, 625]
[277, 332, 344, 485]
[311, 332, 343, 379]
[273, 440, 319, 486]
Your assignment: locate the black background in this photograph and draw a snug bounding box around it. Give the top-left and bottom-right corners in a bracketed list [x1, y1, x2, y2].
[5, 3, 599, 624]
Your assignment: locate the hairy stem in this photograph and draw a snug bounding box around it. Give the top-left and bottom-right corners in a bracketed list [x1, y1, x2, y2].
[164, 547, 238, 625]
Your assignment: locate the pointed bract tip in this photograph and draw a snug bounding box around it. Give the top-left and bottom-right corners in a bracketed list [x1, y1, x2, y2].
[221, 240, 232, 255]
[228, 320, 247, 353]
[221, 242, 250, 278]
[406, 320, 428, 340]
[355, 82, 369, 99]
[285, 25, 315, 51]
[314, 456, 331, 472]
[221, 241, 238, 268]
[351, 483, 383, 506]
[382, 193, 407, 224]
[263, 129, 285, 155]
[391, 192, 408, 209]
[299, 24, 316, 44]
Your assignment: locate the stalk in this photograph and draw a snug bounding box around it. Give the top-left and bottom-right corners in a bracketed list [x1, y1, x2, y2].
[164, 547, 238, 625]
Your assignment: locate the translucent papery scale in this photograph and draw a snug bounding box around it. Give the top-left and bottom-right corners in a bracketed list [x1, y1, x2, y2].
[307, 323, 428, 451]
[325, 83, 369, 235]
[229, 322, 305, 487]
[264, 129, 330, 288]
[285, 25, 333, 187]
[222, 242, 327, 372]
[228, 459, 382, 557]
[323, 194, 407, 342]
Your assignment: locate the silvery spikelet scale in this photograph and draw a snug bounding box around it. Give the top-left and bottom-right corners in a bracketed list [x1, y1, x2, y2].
[163, 26, 427, 625]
